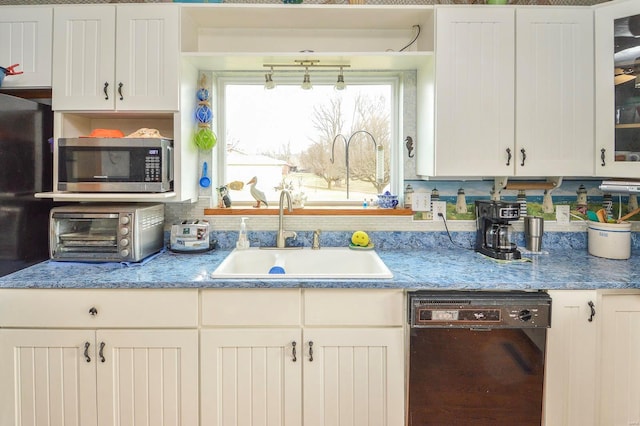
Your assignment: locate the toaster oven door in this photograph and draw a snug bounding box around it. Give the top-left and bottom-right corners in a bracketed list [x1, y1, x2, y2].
[50, 213, 121, 261]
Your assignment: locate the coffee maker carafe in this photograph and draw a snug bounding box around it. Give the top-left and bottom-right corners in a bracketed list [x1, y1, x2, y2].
[475, 200, 521, 260]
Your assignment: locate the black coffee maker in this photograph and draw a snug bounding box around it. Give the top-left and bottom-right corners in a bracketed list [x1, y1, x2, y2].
[475, 200, 521, 260]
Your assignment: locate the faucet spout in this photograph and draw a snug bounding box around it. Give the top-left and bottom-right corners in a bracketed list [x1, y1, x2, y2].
[277, 190, 297, 248]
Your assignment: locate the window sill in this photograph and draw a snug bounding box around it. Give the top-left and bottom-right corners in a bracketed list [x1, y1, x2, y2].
[203, 207, 413, 216]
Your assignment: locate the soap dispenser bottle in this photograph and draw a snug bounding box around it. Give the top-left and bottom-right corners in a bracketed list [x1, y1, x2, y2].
[236, 217, 250, 249]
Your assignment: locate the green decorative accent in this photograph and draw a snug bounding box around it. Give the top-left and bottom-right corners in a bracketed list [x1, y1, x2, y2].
[194, 127, 217, 150]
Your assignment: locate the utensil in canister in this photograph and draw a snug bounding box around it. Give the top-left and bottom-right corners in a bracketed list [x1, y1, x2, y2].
[199, 161, 211, 188]
[586, 211, 599, 221]
[596, 209, 607, 223]
[617, 206, 640, 223]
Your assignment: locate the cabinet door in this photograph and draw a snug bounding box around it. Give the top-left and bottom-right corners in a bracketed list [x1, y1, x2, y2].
[595, 0, 640, 177]
[114, 5, 180, 111]
[200, 328, 302, 426]
[0, 7, 52, 87]
[303, 328, 404, 426]
[434, 7, 515, 176]
[95, 329, 198, 426]
[52, 6, 116, 111]
[0, 329, 97, 426]
[543, 290, 598, 426]
[599, 291, 640, 426]
[515, 8, 594, 177]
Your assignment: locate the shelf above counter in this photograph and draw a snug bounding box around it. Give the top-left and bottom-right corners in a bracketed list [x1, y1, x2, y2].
[35, 192, 178, 202]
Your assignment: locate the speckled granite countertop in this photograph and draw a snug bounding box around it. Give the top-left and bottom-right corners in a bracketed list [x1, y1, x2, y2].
[1, 247, 638, 290]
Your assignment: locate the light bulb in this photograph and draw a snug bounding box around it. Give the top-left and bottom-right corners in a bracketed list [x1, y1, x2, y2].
[335, 69, 346, 91]
[301, 69, 312, 90]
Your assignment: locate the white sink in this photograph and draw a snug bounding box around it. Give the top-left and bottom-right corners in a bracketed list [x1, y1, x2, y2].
[211, 247, 393, 279]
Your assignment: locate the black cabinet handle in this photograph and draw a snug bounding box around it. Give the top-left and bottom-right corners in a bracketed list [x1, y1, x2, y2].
[520, 148, 526, 166]
[118, 82, 124, 101]
[308, 341, 314, 362]
[103, 82, 109, 100]
[506, 148, 512, 166]
[292, 341, 297, 362]
[84, 342, 91, 363]
[99, 342, 106, 363]
[601, 148, 606, 167]
[588, 301, 596, 322]
[89, 307, 98, 316]
[98, 342, 104, 362]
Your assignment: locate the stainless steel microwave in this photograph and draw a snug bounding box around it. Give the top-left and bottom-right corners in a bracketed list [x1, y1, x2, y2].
[49, 203, 165, 262]
[57, 138, 173, 193]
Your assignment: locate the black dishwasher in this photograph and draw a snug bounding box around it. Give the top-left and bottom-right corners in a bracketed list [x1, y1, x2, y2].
[407, 291, 551, 426]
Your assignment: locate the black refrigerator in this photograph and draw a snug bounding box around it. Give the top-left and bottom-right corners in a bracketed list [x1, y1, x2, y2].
[0, 93, 55, 277]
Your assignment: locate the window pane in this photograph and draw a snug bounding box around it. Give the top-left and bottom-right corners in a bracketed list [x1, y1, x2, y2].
[223, 80, 393, 206]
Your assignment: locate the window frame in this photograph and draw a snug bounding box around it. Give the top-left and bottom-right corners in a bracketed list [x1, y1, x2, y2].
[215, 71, 404, 207]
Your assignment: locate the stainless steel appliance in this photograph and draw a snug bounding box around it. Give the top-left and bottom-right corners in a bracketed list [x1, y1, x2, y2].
[475, 200, 522, 260]
[408, 291, 551, 426]
[49, 203, 164, 262]
[57, 137, 173, 193]
[0, 93, 55, 277]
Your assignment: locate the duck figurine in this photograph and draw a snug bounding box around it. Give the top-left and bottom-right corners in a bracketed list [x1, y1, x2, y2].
[247, 176, 268, 208]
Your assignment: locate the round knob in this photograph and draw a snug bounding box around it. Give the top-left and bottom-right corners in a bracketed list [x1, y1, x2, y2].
[89, 307, 98, 316]
[120, 216, 130, 225]
[120, 249, 130, 257]
[518, 309, 532, 322]
[120, 238, 129, 247]
[120, 227, 129, 236]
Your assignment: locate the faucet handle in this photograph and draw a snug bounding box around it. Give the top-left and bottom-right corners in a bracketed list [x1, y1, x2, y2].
[312, 229, 321, 249]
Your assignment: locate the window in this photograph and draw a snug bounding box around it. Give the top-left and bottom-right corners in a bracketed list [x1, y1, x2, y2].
[217, 73, 399, 206]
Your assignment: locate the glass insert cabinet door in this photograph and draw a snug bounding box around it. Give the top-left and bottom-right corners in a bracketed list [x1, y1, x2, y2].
[596, 0, 640, 176]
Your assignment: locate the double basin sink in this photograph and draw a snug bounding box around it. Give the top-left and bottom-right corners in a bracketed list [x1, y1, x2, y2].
[211, 247, 393, 279]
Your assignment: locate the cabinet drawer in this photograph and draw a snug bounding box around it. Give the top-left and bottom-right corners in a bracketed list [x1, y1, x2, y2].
[0, 289, 198, 328]
[201, 289, 301, 326]
[303, 289, 404, 326]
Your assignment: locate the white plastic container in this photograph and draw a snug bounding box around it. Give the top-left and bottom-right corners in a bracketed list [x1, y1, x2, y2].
[587, 221, 632, 260]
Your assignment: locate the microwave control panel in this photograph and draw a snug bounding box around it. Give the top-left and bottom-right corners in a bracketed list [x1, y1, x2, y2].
[144, 149, 162, 182]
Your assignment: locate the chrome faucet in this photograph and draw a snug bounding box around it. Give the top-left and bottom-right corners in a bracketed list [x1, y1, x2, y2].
[277, 190, 297, 248]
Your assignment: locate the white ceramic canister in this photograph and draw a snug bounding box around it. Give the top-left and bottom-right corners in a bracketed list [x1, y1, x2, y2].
[587, 221, 632, 260]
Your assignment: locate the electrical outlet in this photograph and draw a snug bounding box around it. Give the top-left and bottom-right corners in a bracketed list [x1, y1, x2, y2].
[556, 205, 570, 224]
[432, 201, 447, 221]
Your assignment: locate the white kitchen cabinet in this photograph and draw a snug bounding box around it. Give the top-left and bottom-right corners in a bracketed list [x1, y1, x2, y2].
[515, 7, 594, 177]
[432, 6, 515, 177]
[0, 7, 52, 88]
[598, 290, 640, 426]
[200, 288, 405, 426]
[429, 6, 594, 178]
[543, 290, 598, 426]
[52, 4, 179, 111]
[595, 0, 640, 177]
[0, 289, 199, 426]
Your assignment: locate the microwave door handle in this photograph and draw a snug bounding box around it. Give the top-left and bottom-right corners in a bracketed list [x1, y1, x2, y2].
[167, 144, 174, 182]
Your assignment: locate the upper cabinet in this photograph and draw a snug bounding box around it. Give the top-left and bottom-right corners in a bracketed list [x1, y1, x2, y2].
[423, 6, 594, 178]
[52, 5, 180, 111]
[515, 7, 594, 177]
[0, 7, 52, 88]
[595, 0, 640, 177]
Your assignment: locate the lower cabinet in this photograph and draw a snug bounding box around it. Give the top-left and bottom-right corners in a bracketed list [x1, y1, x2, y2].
[599, 290, 640, 426]
[0, 289, 199, 426]
[200, 288, 405, 426]
[544, 290, 598, 426]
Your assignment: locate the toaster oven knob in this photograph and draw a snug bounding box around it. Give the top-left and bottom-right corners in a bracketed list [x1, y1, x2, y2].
[120, 238, 129, 247]
[120, 249, 130, 258]
[120, 227, 129, 236]
[120, 216, 130, 225]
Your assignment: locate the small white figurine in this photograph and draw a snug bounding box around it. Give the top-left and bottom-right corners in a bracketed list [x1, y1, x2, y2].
[247, 176, 268, 208]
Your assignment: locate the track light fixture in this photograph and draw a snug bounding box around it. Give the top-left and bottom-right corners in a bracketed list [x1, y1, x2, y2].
[263, 60, 350, 90]
[335, 67, 346, 91]
[264, 68, 276, 90]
